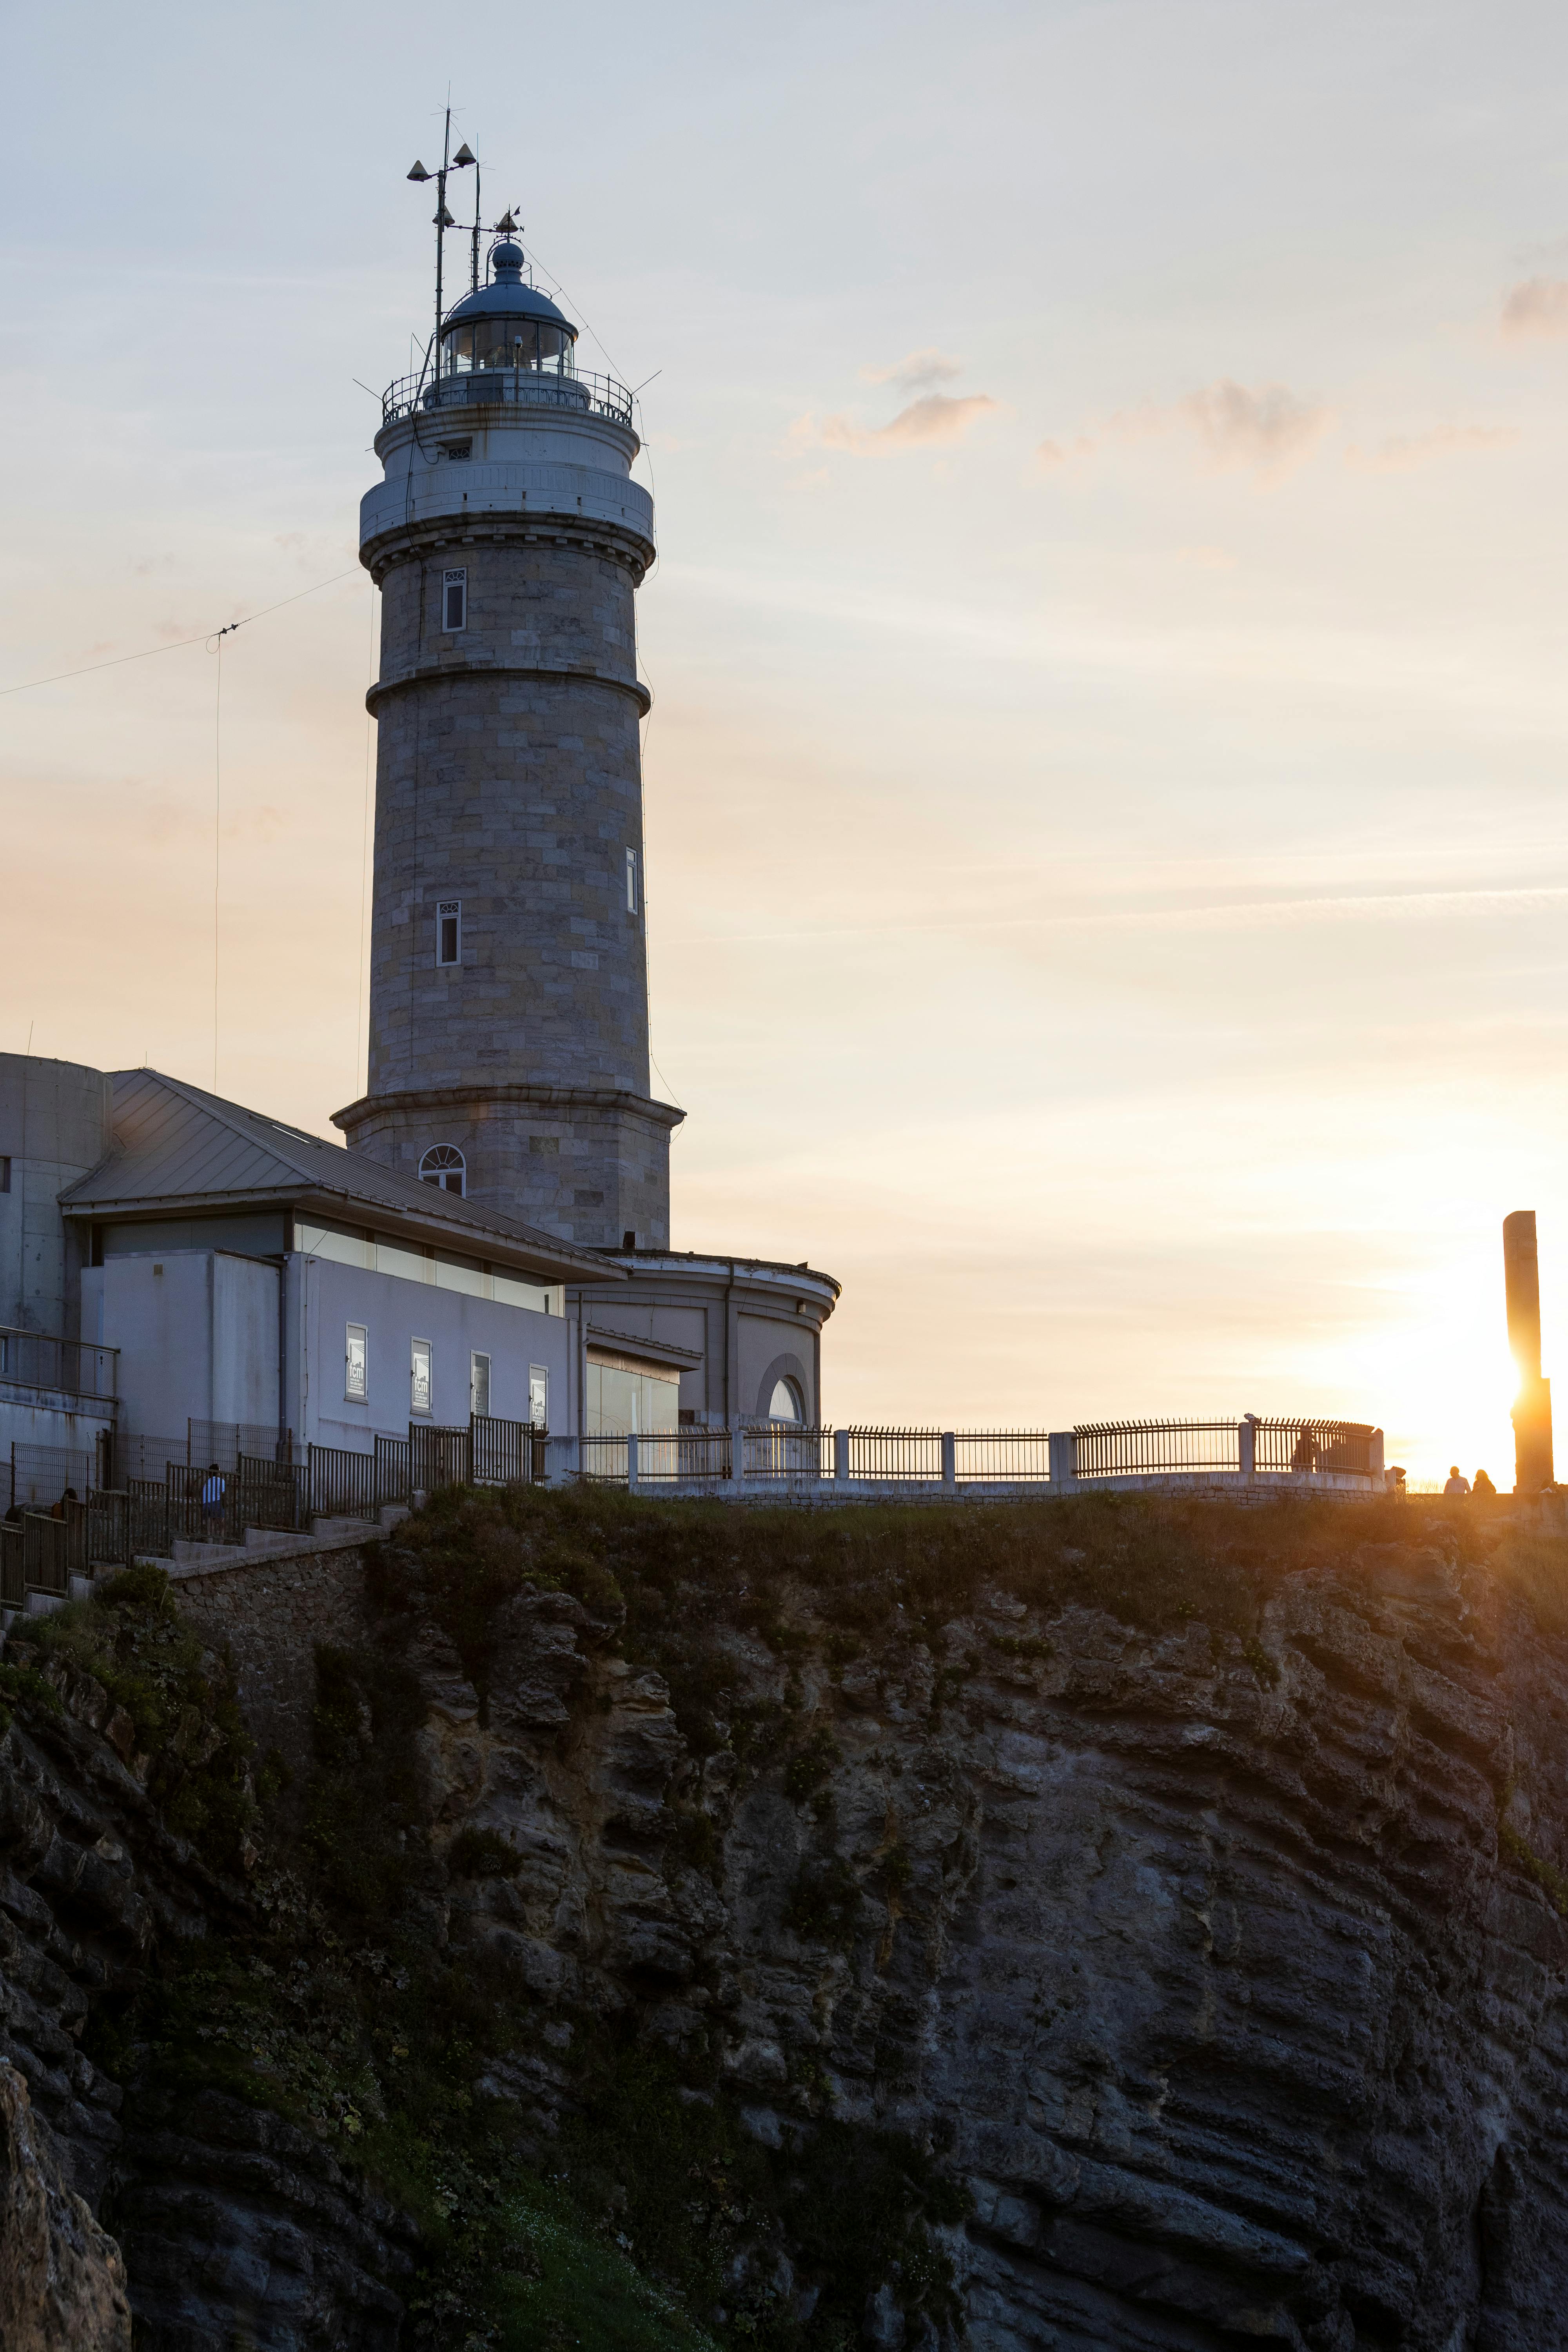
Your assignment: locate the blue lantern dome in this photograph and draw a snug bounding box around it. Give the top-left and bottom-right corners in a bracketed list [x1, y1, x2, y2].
[440, 242, 578, 376]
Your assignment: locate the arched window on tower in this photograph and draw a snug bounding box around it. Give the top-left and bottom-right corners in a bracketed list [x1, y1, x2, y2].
[419, 1145, 466, 1197]
[768, 1377, 804, 1423]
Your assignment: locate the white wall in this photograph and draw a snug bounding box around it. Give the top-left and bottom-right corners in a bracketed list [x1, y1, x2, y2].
[298, 1253, 573, 1451]
[84, 1250, 280, 1439]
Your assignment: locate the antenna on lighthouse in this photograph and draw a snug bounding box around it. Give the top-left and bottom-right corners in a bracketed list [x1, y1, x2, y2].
[408, 107, 474, 390]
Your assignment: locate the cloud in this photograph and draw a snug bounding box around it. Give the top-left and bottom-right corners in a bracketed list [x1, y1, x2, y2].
[1036, 380, 1330, 483]
[1501, 278, 1568, 339]
[1172, 380, 1332, 478]
[1346, 423, 1520, 472]
[797, 393, 1001, 456]
[859, 348, 964, 392]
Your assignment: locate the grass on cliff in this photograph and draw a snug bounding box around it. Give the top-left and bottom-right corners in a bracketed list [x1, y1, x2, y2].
[2, 1563, 261, 1877]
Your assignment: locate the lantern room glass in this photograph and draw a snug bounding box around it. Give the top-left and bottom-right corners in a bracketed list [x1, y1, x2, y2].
[442, 316, 575, 376]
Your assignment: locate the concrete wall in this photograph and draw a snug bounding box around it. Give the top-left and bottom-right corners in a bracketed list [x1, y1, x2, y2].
[0, 1054, 112, 1336]
[0, 1382, 114, 1498]
[83, 1251, 281, 1442]
[569, 1256, 837, 1426]
[291, 1251, 573, 1448]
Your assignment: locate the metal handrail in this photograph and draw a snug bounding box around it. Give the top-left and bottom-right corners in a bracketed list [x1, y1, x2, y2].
[0, 1328, 118, 1401]
[381, 364, 635, 430]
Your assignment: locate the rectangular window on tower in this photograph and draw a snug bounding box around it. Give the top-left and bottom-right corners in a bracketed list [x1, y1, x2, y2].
[442, 568, 468, 631]
[625, 848, 638, 915]
[410, 1337, 433, 1418]
[345, 1324, 368, 1403]
[436, 901, 461, 967]
[470, 1351, 491, 1419]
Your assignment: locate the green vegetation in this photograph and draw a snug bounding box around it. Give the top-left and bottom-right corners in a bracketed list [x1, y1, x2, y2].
[5, 1564, 258, 1873]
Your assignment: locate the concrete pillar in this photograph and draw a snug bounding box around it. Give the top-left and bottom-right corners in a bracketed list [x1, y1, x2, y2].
[941, 1432, 956, 1492]
[833, 1428, 850, 1485]
[1049, 1432, 1076, 1488]
[730, 1425, 746, 1489]
[626, 1431, 639, 1493]
[1504, 1211, 1555, 1492]
[1369, 1428, 1385, 1481]
[1238, 1419, 1256, 1479]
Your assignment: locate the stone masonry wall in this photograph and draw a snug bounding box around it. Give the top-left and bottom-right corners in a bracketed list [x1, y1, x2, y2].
[366, 541, 649, 1104]
[170, 1543, 374, 1774]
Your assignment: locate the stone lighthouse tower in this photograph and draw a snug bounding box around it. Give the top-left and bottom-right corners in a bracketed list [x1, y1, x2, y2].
[334, 228, 682, 1249]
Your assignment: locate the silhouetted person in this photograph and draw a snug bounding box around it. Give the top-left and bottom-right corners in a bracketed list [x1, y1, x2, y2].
[202, 1463, 225, 1534]
[50, 1486, 78, 1520]
[1473, 1468, 1496, 1497]
[1443, 1465, 1470, 1497]
[1291, 1425, 1318, 1473]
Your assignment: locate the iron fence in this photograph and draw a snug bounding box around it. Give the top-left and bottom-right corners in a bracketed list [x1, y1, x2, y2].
[0, 1328, 117, 1400]
[1254, 1419, 1374, 1476]
[846, 1428, 946, 1483]
[189, 1421, 294, 1471]
[471, 1414, 546, 1488]
[86, 1491, 130, 1570]
[1073, 1422, 1242, 1479]
[636, 1429, 734, 1484]
[955, 1432, 1053, 1485]
[376, 1435, 411, 1507]
[21, 1509, 79, 1597]
[308, 1445, 379, 1521]
[742, 1425, 832, 1482]
[9, 1442, 97, 1511]
[235, 1457, 308, 1533]
[411, 1425, 471, 1494]
[0, 1523, 22, 1609]
[579, 1434, 630, 1484]
[115, 1435, 190, 1486]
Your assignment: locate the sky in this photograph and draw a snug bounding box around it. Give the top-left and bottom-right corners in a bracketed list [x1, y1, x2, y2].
[4, 0, 1568, 1481]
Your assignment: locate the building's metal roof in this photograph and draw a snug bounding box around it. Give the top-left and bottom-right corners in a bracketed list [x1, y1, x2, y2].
[56, 1069, 622, 1286]
[442, 245, 576, 338]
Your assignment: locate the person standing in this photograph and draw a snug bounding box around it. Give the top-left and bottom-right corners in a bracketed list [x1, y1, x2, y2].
[1443, 1465, 1471, 1497]
[201, 1462, 226, 1536]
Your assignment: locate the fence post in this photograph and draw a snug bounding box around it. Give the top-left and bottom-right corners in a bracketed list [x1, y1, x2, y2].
[730, 1425, 747, 1490]
[627, 1432, 639, 1493]
[1369, 1428, 1385, 1486]
[941, 1432, 956, 1492]
[1048, 1432, 1076, 1490]
[1238, 1418, 1256, 1481]
[833, 1428, 850, 1485]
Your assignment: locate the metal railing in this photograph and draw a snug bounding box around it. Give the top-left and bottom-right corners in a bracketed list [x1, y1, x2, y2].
[308, 1445, 379, 1521]
[375, 1434, 411, 1508]
[0, 1328, 117, 1401]
[1074, 1421, 1242, 1479]
[9, 1442, 98, 1512]
[1253, 1418, 1374, 1476]
[955, 1432, 1053, 1484]
[188, 1421, 295, 1471]
[0, 1523, 22, 1608]
[380, 364, 635, 430]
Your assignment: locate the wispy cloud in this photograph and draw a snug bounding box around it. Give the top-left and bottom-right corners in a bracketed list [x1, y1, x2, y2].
[1172, 380, 1332, 477]
[1346, 423, 1519, 472]
[793, 393, 1000, 456]
[859, 348, 963, 392]
[1036, 379, 1331, 484]
[1501, 278, 1568, 340]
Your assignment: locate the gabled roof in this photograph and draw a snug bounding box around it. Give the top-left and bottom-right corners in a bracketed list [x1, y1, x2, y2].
[57, 1069, 622, 1287]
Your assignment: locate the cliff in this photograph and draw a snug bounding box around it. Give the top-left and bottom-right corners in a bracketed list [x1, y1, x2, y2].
[1, 1489, 1565, 2350]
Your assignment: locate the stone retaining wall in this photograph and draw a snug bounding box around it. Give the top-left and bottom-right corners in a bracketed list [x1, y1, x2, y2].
[171, 1539, 374, 1772]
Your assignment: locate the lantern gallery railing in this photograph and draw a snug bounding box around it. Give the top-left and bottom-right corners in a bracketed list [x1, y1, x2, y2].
[379, 364, 636, 430]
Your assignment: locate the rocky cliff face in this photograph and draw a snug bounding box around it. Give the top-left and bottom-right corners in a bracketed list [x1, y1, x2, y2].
[2, 1495, 1567, 2350]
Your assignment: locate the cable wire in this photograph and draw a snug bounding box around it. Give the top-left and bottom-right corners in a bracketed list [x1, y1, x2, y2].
[0, 567, 360, 699]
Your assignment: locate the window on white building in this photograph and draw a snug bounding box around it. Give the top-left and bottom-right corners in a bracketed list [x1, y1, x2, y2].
[471, 1351, 491, 1419]
[411, 1337, 433, 1417]
[0, 1156, 9, 1194]
[436, 901, 461, 968]
[625, 848, 638, 915]
[529, 1365, 549, 1429]
[419, 1143, 466, 1195]
[345, 1323, 368, 1403]
[442, 567, 468, 630]
[768, 1377, 804, 1423]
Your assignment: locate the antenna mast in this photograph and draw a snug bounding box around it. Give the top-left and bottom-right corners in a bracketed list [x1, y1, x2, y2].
[406, 111, 475, 395]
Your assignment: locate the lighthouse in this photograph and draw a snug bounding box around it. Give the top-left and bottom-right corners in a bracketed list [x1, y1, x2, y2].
[338, 137, 838, 1431]
[334, 207, 681, 1251]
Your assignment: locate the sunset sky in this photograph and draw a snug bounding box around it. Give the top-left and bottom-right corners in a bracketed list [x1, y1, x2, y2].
[5, 0, 1568, 1481]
